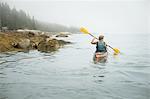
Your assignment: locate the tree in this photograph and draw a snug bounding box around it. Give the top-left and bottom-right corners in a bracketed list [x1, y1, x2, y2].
[0, 2, 79, 32]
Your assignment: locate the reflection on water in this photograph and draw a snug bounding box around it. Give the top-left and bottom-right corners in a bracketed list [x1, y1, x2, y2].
[0, 34, 150, 99]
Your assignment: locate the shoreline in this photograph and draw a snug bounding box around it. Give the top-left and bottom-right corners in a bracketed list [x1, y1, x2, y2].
[0, 31, 71, 53]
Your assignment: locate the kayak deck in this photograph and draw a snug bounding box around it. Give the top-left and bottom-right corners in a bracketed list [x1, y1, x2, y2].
[93, 52, 108, 63]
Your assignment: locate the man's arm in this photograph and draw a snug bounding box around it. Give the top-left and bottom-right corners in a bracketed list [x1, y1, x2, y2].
[104, 42, 107, 46]
[91, 38, 98, 44]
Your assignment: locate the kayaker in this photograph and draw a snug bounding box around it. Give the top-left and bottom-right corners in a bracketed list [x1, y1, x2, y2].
[91, 35, 108, 62]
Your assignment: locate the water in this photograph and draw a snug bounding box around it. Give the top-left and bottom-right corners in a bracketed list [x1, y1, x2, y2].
[0, 34, 149, 99]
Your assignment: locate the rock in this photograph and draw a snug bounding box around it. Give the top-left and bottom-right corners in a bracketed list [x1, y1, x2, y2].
[56, 34, 68, 37]
[56, 35, 68, 37]
[29, 36, 45, 49]
[11, 41, 18, 47]
[28, 32, 35, 37]
[18, 39, 30, 49]
[55, 32, 70, 37]
[46, 37, 53, 42]
[37, 39, 60, 52]
[57, 40, 71, 45]
[0, 44, 9, 52]
[0, 32, 70, 53]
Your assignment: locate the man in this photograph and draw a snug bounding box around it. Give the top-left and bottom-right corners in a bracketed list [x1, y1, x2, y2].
[91, 35, 108, 62]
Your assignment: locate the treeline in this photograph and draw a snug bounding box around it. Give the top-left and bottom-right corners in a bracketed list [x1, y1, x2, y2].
[0, 2, 79, 32]
[36, 21, 79, 32]
[0, 2, 36, 30]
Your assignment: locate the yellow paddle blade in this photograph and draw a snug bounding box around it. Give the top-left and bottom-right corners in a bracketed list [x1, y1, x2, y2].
[113, 48, 120, 55]
[80, 27, 90, 34]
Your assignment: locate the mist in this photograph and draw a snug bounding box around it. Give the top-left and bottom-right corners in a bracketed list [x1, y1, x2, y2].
[3, 0, 148, 34]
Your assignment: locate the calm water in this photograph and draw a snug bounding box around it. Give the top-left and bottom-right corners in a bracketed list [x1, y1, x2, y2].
[0, 33, 149, 99]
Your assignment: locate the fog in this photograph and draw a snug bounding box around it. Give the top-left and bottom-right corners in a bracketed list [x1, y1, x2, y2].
[2, 0, 149, 34]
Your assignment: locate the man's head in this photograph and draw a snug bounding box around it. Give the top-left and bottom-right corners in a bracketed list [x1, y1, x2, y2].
[99, 35, 104, 40]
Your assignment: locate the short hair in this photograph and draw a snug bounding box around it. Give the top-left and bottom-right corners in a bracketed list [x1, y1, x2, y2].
[99, 35, 104, 40]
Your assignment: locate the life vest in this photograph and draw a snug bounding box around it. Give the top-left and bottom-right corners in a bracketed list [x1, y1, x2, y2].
[96, 41, 107, 52]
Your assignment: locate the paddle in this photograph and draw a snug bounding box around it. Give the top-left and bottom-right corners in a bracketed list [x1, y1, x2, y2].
[80, 27, 120, 55]
[80, 27, 97, 38]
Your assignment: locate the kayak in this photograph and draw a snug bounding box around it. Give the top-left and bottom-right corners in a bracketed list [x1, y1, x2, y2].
[93, 52, 108, 63]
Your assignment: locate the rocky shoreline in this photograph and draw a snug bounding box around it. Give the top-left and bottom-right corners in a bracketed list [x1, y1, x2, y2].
[0, 32, 71, 53]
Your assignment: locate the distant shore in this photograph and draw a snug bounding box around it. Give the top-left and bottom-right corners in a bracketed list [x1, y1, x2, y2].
[0, 31, 71, 53]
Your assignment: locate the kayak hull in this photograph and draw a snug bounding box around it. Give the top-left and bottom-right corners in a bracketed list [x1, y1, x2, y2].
[93, 52, 108, 63]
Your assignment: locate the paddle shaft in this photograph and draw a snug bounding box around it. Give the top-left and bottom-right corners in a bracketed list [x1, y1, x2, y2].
[88, 33, 98, 39]
[107, 45, 113, 49]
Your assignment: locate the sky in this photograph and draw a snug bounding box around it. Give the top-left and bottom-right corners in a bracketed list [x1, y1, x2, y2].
[2, 0, 149, 34]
